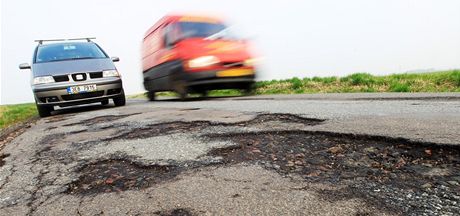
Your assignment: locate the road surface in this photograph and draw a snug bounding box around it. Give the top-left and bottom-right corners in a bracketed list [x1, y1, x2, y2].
[0, 93, 459, 215]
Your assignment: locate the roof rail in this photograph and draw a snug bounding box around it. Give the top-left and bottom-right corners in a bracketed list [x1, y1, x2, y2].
[34, 37, 96, 45]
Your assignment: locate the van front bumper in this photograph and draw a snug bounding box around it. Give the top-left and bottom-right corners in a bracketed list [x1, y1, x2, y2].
[32, 78, 123, 106]
[182, 69, 256, 90]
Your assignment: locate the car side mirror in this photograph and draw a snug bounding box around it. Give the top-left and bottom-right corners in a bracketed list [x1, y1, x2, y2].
[19, 63, 31, 70]
[111, 57, 120, 62]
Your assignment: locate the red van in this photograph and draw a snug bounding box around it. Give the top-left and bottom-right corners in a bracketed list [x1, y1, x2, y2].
[141, 15, 256, 100]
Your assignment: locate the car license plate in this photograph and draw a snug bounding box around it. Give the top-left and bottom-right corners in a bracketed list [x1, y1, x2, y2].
[216, 69, 254, 77]
[67, 84, 97, 94]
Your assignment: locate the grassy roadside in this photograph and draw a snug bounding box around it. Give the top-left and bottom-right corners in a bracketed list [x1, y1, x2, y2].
[255, 70, 460, 94]
[130, 70, 460, 99]
[0, 103, 37, 130]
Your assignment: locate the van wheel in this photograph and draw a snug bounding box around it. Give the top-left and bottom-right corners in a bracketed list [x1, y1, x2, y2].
[179, 91, 188, 101]
[114, 91, 126, 106]
[147, 90, 156, 101]
[101, 100, 109, 105]
[243, 84, 256, 96]
[175, 81, 188, 101]
[36, 104, 53, 117]
[198, 90, 208, 98]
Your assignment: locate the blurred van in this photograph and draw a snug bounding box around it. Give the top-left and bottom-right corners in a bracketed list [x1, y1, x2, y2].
[141, 15, 256, 100]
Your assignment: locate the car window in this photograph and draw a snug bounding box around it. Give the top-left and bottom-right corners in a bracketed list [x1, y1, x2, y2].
[35, 43, 108, 63]
[178, 22, 236, 40]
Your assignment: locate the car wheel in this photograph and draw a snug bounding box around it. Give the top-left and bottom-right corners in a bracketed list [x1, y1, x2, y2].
[147, 90, 156, 101]
[101, 99, 109, 105]
[36, 104, 53, 117]
[113, 90, 126, 106]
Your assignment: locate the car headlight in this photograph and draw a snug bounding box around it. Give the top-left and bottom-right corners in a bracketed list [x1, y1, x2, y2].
[187, 56, 219, 68]
[103, 70, 120, 77]
[33, 76, 55, 85]
[244, 58, 258, 67]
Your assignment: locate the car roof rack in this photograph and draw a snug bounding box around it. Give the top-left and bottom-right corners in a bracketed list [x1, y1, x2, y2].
[34, 37, 96, 45]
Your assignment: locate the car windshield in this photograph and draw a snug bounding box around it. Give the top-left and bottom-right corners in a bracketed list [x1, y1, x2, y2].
[178, 22, 237, 40]
[35, 43, 107, 63]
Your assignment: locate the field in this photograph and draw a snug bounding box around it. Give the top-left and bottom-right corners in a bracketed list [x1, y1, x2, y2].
[0, 103, 37, 129]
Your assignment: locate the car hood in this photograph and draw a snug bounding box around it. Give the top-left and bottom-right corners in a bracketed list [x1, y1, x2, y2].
[32, 58, 116, 77]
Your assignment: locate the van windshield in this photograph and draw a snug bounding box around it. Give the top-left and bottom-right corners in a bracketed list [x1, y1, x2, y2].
[178, 22, 237, 40]
[35, 43, 108, 63]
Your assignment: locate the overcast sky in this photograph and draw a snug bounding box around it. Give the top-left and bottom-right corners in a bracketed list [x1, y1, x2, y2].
[1, 0, 460, 104]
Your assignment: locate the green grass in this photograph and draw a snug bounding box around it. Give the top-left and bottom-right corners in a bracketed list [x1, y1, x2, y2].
[0, 103, 37, 130]
[254, 70, 460, 94]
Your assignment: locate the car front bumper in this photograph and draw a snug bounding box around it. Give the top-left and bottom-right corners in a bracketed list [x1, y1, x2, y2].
[32, 77, 123, 106]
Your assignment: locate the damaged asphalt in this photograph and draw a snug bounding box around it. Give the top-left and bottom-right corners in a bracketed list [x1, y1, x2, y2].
[0, 93, 459, 215]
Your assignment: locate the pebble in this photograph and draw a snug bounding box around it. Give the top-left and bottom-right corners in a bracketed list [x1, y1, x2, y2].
[446, 181, 458, 186]
[421, 183, 432, 189]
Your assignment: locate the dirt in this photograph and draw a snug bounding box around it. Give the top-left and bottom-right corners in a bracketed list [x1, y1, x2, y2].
[206, 130, 460, 215]
[67, 159, 180, 195]
[0, 117, 38, 152]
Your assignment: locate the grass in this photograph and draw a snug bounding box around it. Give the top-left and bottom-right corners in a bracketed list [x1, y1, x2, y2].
[0, 103, 37, 130]
[254, 70, 460, 94]
[130, 70, 460, 99]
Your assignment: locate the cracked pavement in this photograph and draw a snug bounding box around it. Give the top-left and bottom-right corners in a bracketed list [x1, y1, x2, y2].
[0, 93, 459, 215]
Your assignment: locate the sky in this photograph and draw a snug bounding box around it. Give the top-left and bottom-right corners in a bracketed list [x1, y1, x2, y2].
[1, 0, 460, 104]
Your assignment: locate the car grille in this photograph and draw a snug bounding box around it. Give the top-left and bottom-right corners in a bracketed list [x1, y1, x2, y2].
[61, 91, 104, 101]
[53, 75, 69, 82]
[89, 72, 103, 79]
[71, 73, 87, 82]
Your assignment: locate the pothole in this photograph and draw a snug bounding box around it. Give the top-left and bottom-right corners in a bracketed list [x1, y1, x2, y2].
[63, 113, 140, 127]
[154, 208, 195, 216]
[109, 113, 324, 140]
[67, 159, 180, 195]
[206, 131, 460, 215]
[0, 153, 10, 167]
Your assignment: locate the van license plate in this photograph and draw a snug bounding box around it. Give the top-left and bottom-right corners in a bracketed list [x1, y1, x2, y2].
[216, 69, 254, 77]
[67, 84, 97, 94]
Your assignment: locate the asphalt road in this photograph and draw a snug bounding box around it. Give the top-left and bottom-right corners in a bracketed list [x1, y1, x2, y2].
[0, 93, 459, 215]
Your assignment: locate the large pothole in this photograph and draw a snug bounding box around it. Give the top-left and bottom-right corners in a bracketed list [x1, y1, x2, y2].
[206, 131, 460, 215]
[108, 113, 324, 140]
[67, 159, 180, 195]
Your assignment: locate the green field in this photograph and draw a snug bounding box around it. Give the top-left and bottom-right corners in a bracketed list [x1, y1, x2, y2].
[0, 103, 37, 130]
[254, 70, 460, 94]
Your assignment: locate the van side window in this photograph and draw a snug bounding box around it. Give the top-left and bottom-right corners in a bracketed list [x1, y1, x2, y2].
[164, 23, 180, 49]
[164, 24, 174, 48]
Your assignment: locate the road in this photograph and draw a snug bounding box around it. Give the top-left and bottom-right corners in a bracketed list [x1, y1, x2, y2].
[0, 93, 459, 215]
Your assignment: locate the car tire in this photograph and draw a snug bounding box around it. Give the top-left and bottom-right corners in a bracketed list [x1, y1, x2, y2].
[101, 99, 109, 105]
[36, 104, 53, 117]
[147, 90, 156, 101]
[113, 90, 126, 106]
